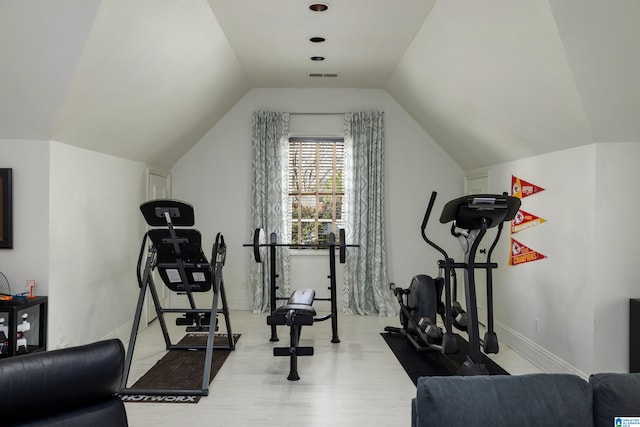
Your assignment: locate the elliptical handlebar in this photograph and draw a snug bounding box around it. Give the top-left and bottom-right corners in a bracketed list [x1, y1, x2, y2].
[420, 192, 436, 232]
[421, 191, 450, 262]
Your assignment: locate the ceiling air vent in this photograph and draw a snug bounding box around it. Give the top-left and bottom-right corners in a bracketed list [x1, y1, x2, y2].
[308, 73, 339, 78]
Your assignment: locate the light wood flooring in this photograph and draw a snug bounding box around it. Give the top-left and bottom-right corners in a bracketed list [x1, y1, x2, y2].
[123, 310, 542, 427]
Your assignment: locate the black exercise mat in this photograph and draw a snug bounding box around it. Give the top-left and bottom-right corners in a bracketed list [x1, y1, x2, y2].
[381, 332, 508, 385]
[121, 333, 239, 403]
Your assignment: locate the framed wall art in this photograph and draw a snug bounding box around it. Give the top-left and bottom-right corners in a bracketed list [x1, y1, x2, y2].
[0, 168, 13, 249]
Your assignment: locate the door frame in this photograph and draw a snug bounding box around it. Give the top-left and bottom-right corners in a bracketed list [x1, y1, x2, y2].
[142, 167, 172, 326]
[146, 166, 172, 200]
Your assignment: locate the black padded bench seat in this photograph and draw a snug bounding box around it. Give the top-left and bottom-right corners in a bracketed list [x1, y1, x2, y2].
[268, 289, 316, 326]
[266, 288, 317, 380]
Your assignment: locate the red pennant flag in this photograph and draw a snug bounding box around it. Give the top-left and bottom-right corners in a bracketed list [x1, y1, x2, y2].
[509, 238, 547, 265]
[512, 175, 545, 199]
[511, 209, 547, 234]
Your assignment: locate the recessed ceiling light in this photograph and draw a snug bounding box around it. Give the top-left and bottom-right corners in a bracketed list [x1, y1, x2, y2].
[310, 56, 325, 61]
[310, 37, 326, 43]
[309, 3, 329, 12]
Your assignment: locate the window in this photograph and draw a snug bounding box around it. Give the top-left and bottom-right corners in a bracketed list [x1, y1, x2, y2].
[288, 137, 345, 245]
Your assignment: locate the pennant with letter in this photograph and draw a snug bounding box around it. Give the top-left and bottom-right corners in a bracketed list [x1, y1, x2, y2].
[511, 175, 545, 199]
[509, 238, 547, 266]
[511, 209, 547, 234]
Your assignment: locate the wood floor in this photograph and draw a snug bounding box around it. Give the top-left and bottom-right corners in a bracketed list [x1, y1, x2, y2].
[123, 310, 542, 427]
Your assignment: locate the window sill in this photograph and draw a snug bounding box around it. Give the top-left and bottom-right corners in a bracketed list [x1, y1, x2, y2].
[289, 248, 330, 257]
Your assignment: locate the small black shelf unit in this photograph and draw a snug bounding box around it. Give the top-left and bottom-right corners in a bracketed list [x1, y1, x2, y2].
[0, 296, 47, 358]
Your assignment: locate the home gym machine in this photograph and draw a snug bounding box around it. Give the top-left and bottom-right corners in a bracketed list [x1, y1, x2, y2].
[120, 199, 234, 397]
[385, 191, 520, 375]
[244, 228, 357, 380]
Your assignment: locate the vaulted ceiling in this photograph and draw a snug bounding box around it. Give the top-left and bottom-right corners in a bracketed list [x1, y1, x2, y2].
[1, 0, 638, 171]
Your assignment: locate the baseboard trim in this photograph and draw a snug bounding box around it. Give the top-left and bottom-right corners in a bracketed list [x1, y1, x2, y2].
[227, 298, 252, 311]
[495, 320, 588, 379]
[102, 320, 133, 346]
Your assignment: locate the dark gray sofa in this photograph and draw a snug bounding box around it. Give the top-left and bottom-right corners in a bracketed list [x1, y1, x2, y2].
[0, 339, 128, 427]
[412, 373, 640, 427]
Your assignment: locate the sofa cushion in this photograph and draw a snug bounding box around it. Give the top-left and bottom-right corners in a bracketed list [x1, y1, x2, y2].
[590, 373, 640, 427]
[413, 374, 593, 427]
[8, 399, 129, 427]
[0, 339, 126, 426]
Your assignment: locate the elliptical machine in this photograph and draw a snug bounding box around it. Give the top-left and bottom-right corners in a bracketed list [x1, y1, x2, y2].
[385, 191, 520, 375]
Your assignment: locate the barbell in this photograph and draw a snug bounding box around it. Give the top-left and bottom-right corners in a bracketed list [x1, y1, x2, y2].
[244, 228, 358, 264]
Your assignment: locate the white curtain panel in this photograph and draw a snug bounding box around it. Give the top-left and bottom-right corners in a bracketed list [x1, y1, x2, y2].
[249, 111, 291, 313]
[343, 111, 397, 316]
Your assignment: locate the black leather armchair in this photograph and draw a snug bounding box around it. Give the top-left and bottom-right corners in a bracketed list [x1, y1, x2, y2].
[0, 339, 128, 427]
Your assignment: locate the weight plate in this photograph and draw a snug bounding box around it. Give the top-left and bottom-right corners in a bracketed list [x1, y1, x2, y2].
[253, 228, 267, 263]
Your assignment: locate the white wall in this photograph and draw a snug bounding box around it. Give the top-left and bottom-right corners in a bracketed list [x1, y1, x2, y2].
[48, 141, 148, 348]
[592, 143, 640, 373]
[0, 139, 50, 296]
[485, 144, 633, 375]
[0, 139, 148, 351]
[170, 88, 464, 311]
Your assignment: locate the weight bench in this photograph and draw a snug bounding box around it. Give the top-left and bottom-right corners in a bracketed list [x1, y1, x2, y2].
[267, 288, 317, 381]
